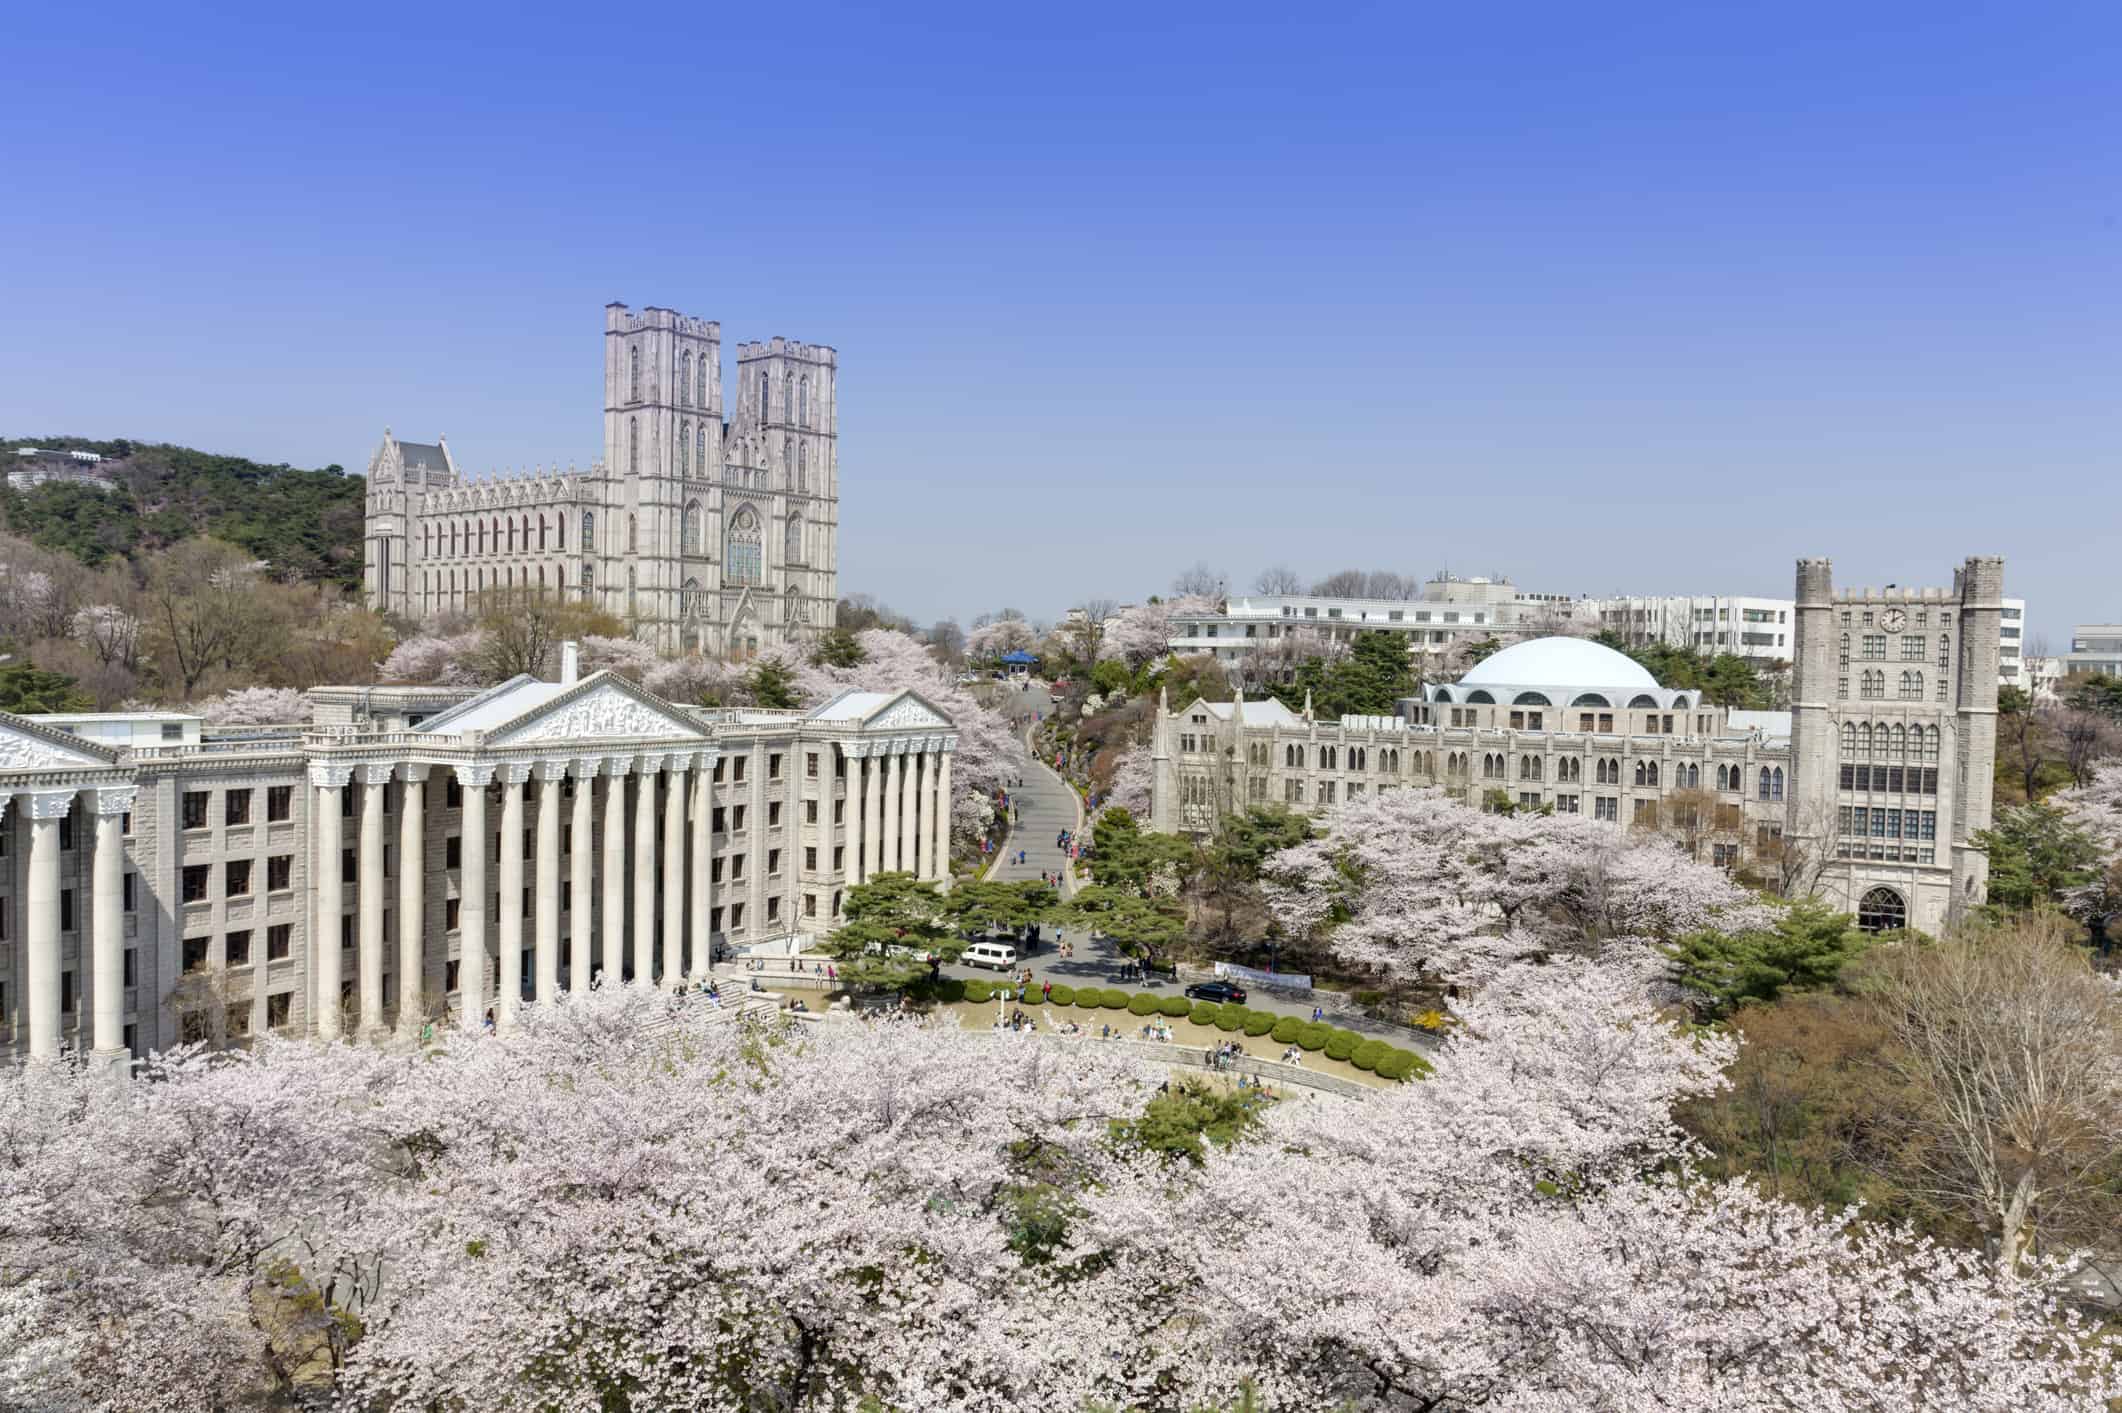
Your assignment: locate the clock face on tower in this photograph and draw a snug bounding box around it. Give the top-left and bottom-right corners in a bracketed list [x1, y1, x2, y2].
[1882, 608, 1908, 633]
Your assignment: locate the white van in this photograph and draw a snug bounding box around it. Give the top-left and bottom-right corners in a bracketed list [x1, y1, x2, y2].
[962, 941, 1019, 972]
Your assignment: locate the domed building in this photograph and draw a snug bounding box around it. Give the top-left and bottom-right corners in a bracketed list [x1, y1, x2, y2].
[1149, 555, 2007, 938]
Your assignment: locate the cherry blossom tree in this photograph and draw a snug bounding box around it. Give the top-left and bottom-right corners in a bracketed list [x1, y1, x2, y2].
[1097, 740, 1152, 820]
[966, 615, 1037, 660]
[1097, 594, 1219, 670]
[577, 633, 658, 680]
[195, 685, 310, 725]
[377, 629, 491, 686]
[1262, 786, 1772, 990]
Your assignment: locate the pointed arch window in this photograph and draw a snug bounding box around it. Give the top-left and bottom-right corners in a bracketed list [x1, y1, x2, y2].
[759, 371, 770, 418]
[696, 425, 705, 477]
[797, 442, 808, 493]
[628, 514, 638, 553]
[785, 511, 803, 564]
[679, 421, 691, 476]
[680, 351, 692, 406]
[629, 345, 641, 402]
[727, 506, 763, 585]
[628, 417, 639, 474]
[682, 500, 702, 555]
[1771, 766, 1785, 801]
[581, 511, 594, 552]
[798, 375, 809, 426]
[697, 358, 708, 408]
[781, 439, 792, 484]
[783, 372, 794, 425]
[558, 514, 567, 551]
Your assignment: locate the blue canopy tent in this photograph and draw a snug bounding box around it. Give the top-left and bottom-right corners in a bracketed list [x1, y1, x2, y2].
[998, 650, 1037, 666]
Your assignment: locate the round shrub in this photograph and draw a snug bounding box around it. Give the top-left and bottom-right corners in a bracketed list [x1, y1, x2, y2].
[1047, 984, 1074, 1007]
[1324, 1031, 1358, 1062]
[932, 978, 967, 1005]
[1296, 1023, 1330, 1052]
[1243, 1010, 1277, 1038]
[1159, 996, 1191, 1018]
[1375, 1051, 1412, 1081]
[1190, 1001, 1219, 1026]
[1271, 1016, 1302, 1045]
[1101, 989, 1131, 1009]
[1128, 993, 1160, 1017]
[1214, 1004, 1246, 1032]
[1351, 1039, 1386, 1071]
[964, 980, 992, 1003]
[1076, 990, 1103, 1009]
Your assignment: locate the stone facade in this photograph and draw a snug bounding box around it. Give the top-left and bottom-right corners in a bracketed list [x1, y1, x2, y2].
[363, 304, 839, 658]
[0, 659, 952, 1063]
[1150, 556, 2004, 939]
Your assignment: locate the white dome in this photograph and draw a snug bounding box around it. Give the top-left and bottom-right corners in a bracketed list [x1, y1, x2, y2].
[1458, 637, 1659, 691]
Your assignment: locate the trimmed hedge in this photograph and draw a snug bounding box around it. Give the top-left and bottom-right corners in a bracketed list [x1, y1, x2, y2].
[1351, 1039, 1386, 1072]
[1076, 991, 1102, 1009]
[964, 980, 993, 1003]
[935, 978, 968, 1005]
[1324, 1030, 1358, 1062]
[1213, 1004, 1246, 1032]
[1296, 1023, 1331, 1052]
[1271, 1017, 1302, 1045]
[1159, 996, 1192, 1018]
[1047, 984, 1075, 1006]
[1128, 993, 1161, 1017]
[1243, 1011, 1277, 1038]
[1374, 1048, 1434, 1082]
[1190, 1001, 1219, 1026]
[1101, 989, 1131, 1009]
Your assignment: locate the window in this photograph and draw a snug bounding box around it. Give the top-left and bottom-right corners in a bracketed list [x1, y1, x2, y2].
[223, 789, 252, 826]
[226, 859, 253, 897]
[266, 992, 291, 1030]
[1899, 670, 1923, 700]
[268, 924, 292, 960]
[446, 836, 462, 869]
[183, 791, 210, 830]
[227, 929, 252, 966]
[767, 801, 782, 828]
[182, 864, 211, 903]
[445, 897, 461, 931]
[682, 500, 701, 555]
[266, 785, 292, 821]
[786, 512, 803, 563]
[123, 873, 136, 912]
[1857, 887, 1906, 933]
[628, 419, 639, 474]
[727, 506, 763, 585]
[266, 854, 292, 891]
[804, 846, 818, 871]
[183, 937, 210, 973]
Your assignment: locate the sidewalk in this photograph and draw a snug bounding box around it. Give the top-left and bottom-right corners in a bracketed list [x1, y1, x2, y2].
[984, 697, 1085, 897]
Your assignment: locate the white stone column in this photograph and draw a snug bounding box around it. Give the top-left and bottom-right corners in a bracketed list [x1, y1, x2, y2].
[311, 768, 346, 1041]
[535, 762, 565, 1004]
[356, 765, 391, 1038]
[881, 749, 902, 874]
[862, 747, 882, 879]
[569, 758, 596, 991]
[689, 753, 714, 978]
[929, 744, 951, 882]
[91, 786, 134, 1064]
[844, 747, 865, 886]
[600, 757, 630, 983]
[900, 746, 919, 875]
[632, 755, 660, 982]
[396, 765, 427, 1038]
[496, 765, 528, 1030]
[661, 756, 687, 987]
[456, 764, 493, 1032]
[23, 791, 74, 1059]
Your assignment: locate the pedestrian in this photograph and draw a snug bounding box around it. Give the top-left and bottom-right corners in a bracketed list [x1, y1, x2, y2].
[827, 963, 837, 984]
[1312, 1005, 1323, 1023]
[1042, 979, 1052, 1001]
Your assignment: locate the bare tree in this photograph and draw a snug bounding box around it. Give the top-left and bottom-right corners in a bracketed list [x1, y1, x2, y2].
[1309, 568, 1369, 598]
[1874, 914, 2122, 1274]
[1252, 565, 1303, 595]
[142, 538, 270, 698]
[1763, 796, 1839, 899]
[1170, 563, 1225, 599]
[1066, 597, 1118, 662]
[2059, 708, 2120, 787]
[927, 619, 966, 665]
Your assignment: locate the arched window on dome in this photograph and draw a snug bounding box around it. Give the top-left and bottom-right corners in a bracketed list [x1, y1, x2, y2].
[1464, 690, 1494, 705]
[1671, 695, 1690, 709]
[1628, 694, 1658, 709]
[1512, 691, 1551, 706]
[1569, 693, 1609, 708]
[726, 506, 763, 586]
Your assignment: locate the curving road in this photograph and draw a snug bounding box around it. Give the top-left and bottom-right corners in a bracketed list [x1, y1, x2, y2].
[984, 683, 1081, 894]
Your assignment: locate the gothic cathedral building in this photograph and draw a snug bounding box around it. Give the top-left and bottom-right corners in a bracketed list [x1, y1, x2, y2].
[363, 303, 840, 657]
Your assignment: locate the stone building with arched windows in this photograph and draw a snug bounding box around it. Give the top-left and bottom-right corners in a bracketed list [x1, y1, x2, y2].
[363, 303, 839, 658]
[1149, 556, 2004, 939]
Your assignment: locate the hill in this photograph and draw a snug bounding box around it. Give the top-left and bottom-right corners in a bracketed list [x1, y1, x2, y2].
[1, 434, 365, 587]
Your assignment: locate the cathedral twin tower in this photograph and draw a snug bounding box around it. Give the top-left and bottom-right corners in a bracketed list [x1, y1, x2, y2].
[363, 303, 840, 658]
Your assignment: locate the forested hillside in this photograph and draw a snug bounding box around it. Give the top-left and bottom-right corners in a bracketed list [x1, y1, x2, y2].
[1, 435, 364, 587]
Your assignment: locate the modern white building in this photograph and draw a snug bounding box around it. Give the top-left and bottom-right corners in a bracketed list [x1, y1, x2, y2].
[1576, 594, 1795, 664]
[1167, 574, 1571, 668]
[1151, 556, 2006, 939]
[2061, 624, 2122, 679]
[0, 648, 957, 1064]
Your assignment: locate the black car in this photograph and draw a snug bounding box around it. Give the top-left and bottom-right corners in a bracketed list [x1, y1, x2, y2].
[1184, 980, 1247, 1005]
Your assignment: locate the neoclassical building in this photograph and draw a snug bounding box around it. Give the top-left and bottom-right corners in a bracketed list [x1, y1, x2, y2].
[363, 303, 840, 657]
[1150, 556, 2005, 937]
[0, 648, 954, 1062]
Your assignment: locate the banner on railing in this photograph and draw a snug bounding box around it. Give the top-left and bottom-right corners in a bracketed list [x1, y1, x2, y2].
[1213, 962, 1312, 992]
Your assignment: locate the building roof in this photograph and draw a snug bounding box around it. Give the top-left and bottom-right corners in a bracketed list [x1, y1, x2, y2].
[1458, 637, 1659, 691]
[808, 689, 896, 722]
[1195, 697, 1302, 727]
[397, 440, 449, 471]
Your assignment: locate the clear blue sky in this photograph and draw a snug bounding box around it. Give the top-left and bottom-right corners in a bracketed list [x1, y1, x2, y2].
[4, 2, 2116, 645]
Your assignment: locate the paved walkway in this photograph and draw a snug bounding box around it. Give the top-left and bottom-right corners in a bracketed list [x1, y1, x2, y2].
[984, 684, 1083, 896]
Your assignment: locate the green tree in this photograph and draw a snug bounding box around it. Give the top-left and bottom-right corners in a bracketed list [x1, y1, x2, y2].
[1197, 806, 1313, 945]
[816, 872, 964, 990]
[1111, 1077, 1262, 1165]
[1664, 899, 1870, 1020]
[1068, 884, 1187, 961]
[945, 879, 1057, 937]
[2062, 672, 2122, 726]
[811, 628, 865, 669]
[0, 663, 93, 713]
[1975, 803, 2103, 914]
[749, 659, 802, 709]
[1087, 807, 1195, 893]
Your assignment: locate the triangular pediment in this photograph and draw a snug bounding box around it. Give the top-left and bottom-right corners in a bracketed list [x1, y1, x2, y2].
[862, 689, 950, 732]
[0, 713, 122, 771]
[485, 674, 707, 745]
